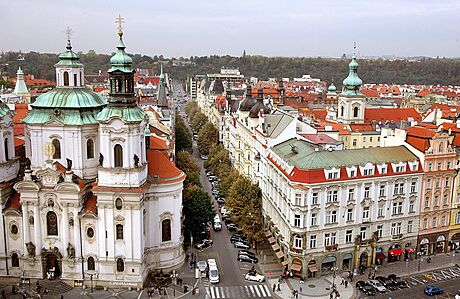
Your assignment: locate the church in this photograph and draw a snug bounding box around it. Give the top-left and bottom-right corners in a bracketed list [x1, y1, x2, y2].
[0, 23, 185, 289]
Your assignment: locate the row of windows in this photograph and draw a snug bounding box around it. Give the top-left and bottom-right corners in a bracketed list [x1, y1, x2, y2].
[50, 139, 94, 160]
[62, 71, 82, 87]
[292, 221, 414, 249]
[293, 202, 416, 228]
[46, 210, 172, 242]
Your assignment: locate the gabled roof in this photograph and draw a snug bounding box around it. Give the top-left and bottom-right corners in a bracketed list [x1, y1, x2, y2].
[83, 194, 97, 214]
[405, 126, 435, 152]
[300, 134, 339, 144]
[349, 124, 375, 132]
[263, 111, 294, 138]
[4, 189, 21, 210]
[364, 108, 421, 123]
[147, 149, 185, 184]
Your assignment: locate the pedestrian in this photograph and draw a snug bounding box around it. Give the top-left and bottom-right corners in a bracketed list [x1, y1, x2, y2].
[184, 285, 188, 293]
[273, 283, 276, 292]
[60, 294, 64, 299]
[299, 286, 302, 293]
[340, 278, 344, 285]
[295, 290, 299, 299]
[345, 280, 348, 288]
[368, 271, 371, 279]
[189, 260, 193, 269]
[277, 283, 281, 292]
[191, 252, 194, 261]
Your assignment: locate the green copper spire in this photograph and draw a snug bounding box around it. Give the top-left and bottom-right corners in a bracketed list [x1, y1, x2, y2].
[341, 46, 364, 97]
[55, 39, 82, 67]
[14, 67, 29, 95]
[328, 82, 337, 92]
[108, 27, 134, 73]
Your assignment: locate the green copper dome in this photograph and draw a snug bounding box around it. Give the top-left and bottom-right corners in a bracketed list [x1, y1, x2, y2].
[0, 101, 11, 119]
[328, 82, 337, 92]
[55, 40, 83, 67]
[96, 106, 145, 123]
[31, 88, 106, 109]
[108, 34, 134, 73]
[342, 54, 364, 97]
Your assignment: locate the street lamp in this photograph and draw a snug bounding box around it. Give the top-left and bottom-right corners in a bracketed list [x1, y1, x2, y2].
[86, 271, 97, 293]
[170, 270, 178, 297]
[331, 266, 339, 290]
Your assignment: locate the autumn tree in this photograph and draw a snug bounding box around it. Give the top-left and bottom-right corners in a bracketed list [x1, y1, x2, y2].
[197, 122, 219, 155]
[190, 112, 208, 133]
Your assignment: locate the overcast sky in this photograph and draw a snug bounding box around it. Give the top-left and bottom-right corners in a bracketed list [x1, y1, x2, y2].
[1, 0, 459, 58]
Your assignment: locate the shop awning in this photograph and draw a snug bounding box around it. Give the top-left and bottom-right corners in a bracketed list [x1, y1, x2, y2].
[271, 243, 280, 252]
[343, 253, 353, 260]
[291, 262, 302, 272]
[376, 252, 386, 260]
[265, 230, 272, 238]
[389, 249, 404, 256]
[268, 237, 276, 244]
[275, 251, 284, 259]
[405, 248, 415, 253]
[308, 264, 318, 272]
[281, 260, 289, 266]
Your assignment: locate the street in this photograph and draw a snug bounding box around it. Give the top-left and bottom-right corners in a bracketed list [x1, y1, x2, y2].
[176, 83, 273, 298]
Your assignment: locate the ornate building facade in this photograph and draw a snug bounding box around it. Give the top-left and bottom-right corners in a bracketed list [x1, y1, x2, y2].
[0, 26, 185, 289]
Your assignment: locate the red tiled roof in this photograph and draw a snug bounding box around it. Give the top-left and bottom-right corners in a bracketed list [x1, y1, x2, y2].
[361, 89, 379, 98]
[349, 124, 374, 132]
[53, 161, 87, 189]
[14, 137, 25, 147]
[405, 126, 435, 152]
[321, 121, 350, 135]
[5, 190, 21, 210]
[309, 109, 327, 120]
[300, 134, 338, 144]
[364, 108, 421, 123]
[13, 103, 29, 136]
[147, 149, 185, 184]
[150, 135, 167, 150]
[84, 194, 97, 214]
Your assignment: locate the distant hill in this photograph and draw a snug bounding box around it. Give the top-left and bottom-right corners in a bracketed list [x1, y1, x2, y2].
[1, 51, 460, 86]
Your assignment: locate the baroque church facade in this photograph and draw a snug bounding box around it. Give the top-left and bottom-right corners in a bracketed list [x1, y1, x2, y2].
[0, 27, 185, 288]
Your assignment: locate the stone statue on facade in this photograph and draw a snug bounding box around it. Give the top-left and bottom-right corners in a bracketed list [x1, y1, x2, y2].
[134, 154, 139, 167]
[25, 158, 31, 170]
[26, 242, 36, 257]
[66, 158, 72, 171]
[67, 243, 75, 259]
[98, 153, 104, 166]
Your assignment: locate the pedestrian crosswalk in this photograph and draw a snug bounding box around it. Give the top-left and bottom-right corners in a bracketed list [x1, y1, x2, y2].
[205, 284, 271, 298]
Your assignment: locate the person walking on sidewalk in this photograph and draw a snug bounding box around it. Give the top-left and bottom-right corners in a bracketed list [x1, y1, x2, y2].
[273, 283, 276, 292]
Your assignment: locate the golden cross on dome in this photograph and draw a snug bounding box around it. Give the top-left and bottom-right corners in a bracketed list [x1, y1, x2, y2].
[64, 26, 73, 40]
[116, 14, 125, 36]
[353, 42, 357, 56]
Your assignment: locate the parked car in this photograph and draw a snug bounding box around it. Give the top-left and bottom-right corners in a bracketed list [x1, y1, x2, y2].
[216, 199, 225, 206]
[387, 274, 408, 288]
[201, 155, 208, 160]
[195, 239, 213, 250]
[227, 223, 238, 231]
[245, 273, 265, 282]
[234, 241, 250, 249]
[197, 260, 207, 272]
[209, 176, 218, 182]
[206, 171, 213, 177]
[367, 279, 387, 293]
[238, 250, 256, 258]
[230, 235, 248, 244]
[424, 285, 444, 296]
[375, 276, 398, 290]
[238, 254, 258, 263]
[356, 281, 366, 291]
[362, 283, 377, 296]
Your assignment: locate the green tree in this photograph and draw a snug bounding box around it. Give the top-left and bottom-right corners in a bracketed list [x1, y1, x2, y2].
[190, 112, 208, 133]
[175, 151, 200, 188]
[175, 113, 192, 153]
[183, 185, 216, 240]
[197, 122, 219, 155]
[184, 101, 198, 116]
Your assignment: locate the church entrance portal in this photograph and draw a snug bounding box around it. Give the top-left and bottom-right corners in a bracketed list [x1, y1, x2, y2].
[41, 247, 62, 280]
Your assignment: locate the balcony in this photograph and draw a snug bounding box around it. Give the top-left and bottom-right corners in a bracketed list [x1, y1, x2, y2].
[325, 244, 338, 251]
[391, 233, 403, 240]
[289, 247, 305, 256]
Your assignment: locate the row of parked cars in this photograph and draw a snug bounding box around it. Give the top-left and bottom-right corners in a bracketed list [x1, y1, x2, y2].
[356, 274, 408, 296]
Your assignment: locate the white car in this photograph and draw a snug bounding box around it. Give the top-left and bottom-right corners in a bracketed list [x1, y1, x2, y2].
[197, 260, 207, 272]
[234, 241, 250, 249]
[367, 279, 387, 293]
[245, 273, 265, 282]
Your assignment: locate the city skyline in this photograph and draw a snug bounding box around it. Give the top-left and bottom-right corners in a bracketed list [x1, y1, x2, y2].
[1, 0, 459, 58]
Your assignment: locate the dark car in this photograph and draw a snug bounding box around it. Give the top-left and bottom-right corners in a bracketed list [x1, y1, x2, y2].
[195, 239, 213, 250]
[376, 276, 398, 291]
[362, 283, 377, 296]
[224, 218, 233, 225]
[238, 254, 258, 263]
[238, 250, 256, 258]
[425, 285, 444, 296]
[388, 274, 408, 288]
[227, 223, 238, 231]
[216, 199, 225, 206]
[356, 281, 366, 291]
[230, 235, 248, 244]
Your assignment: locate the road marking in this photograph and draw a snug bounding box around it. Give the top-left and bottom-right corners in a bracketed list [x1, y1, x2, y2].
[243, 285, 251, 297]
[215, 287, 220, 298]
[254, 285, 262, 297]
[210, 287, 215, 298]
[263, 284, 270, 296]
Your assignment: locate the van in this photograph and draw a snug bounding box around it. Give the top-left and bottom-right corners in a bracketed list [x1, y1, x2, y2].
[213, 215, 222, 231]
[207, 259, 219, 283]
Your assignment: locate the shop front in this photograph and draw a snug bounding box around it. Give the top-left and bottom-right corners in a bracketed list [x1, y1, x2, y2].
[404, 242, 415, 260]
[321, 256, 337, 275]
[450, 233, 460, 251]
[307, 260, 318, 278]
[418, 233, 448, 256]
[388, 244, 404, 263]
[291, 259, 303, 277]
[375, 247, 385, 265]
[419, 238, 429, 256]
[435, 235, 446, 254]
[342, 253, 353, 270]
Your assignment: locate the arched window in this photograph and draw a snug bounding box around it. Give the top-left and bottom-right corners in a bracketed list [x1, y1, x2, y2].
[46, 211, 58, 236]
[116, 258, 124, 272]
[162, 219, 171, 242]
[87, 256, 95, 271]
[52, 139, 61, 159]
[12, 253, 19, 267]
[86, 139, 94, 159]
[114, 144, 123, 167]
[439, 143, 444, 153]
[73, 73, 78, 86]
[115, 198, 123, 210]
[353, 106, 359, 118]
[116, 224, 123, 240]
[63, 71, 69, 86]
[4, 138, 8, 160]
[340, 106, 344, 117]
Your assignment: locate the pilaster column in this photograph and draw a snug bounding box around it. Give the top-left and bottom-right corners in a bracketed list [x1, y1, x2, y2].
[98, 205, 106, 258]
[73, 207, 81, 260]
[62, 205, 68, 256]
[34, 204, 42, 255]
[125, 206, 132, 260]
[21, 203, 30, 245]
